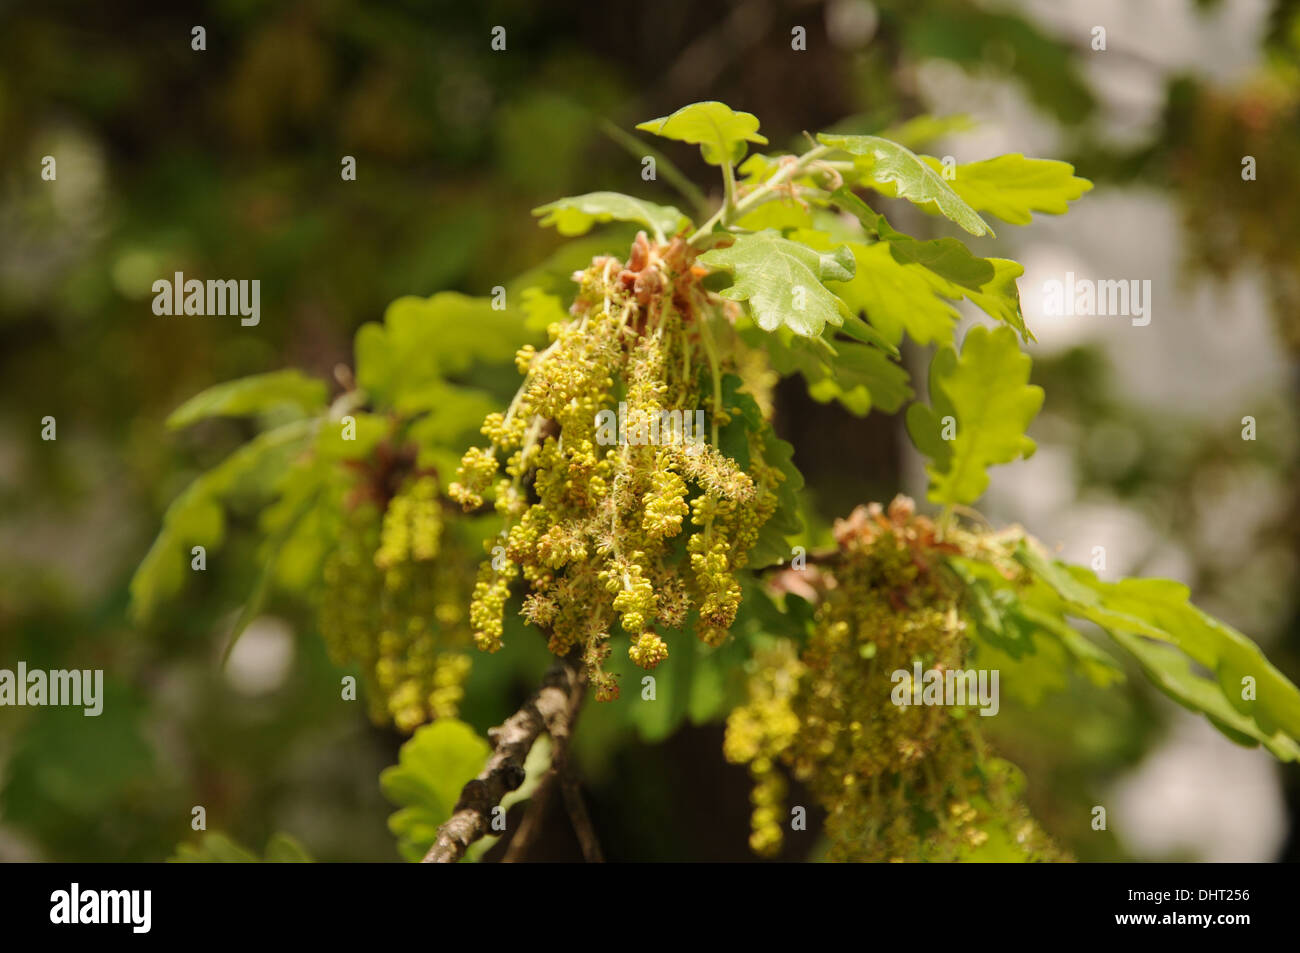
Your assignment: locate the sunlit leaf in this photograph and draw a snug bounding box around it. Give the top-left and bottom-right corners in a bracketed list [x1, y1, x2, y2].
[130, 420, 315, 622]
[905, 325, 1042, 505]
[636, 101, 768, 166]
[166, 370, 327, 430]
[755, 326, 911, 416]
[698, 230, 855, 337]
[355, 292, 529, 409]
[922, 153, 1093, 226]
[532, 191, 690, 242]
[1016, 545, 1300, 759]
[380, 719, 491, 863]
[170, 831, 313, 863]
[818, 133, 992, 237]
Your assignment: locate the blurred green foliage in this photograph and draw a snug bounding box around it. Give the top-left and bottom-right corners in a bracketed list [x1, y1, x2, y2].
[2, 0, 1299, 862]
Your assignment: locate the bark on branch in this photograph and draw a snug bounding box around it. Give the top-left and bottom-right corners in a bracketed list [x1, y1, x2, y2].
[422, 653, 585, 863]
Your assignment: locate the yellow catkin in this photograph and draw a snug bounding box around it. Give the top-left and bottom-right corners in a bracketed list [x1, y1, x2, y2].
[449, 235, 786, 698]
[319, 475, 476, 733]
[725, 496, 1065, 862]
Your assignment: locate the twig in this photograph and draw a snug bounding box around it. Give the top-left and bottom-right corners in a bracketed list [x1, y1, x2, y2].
[599, 119, 710, 217]
[687, 143, 831, 245]
[501, 656, 587, 863]
[500, 768, 560, 863]
[560, 767, 604, 863]
[503, 648, 603, 862]
[422, 653, 585, 863]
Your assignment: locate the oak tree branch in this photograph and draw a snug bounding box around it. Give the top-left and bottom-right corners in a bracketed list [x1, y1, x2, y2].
[422, 653, 585, 863]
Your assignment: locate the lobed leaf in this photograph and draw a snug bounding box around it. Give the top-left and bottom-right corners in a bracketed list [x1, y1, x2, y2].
[380, 719, 492, 862]
[697, 230, 856, 337]
[354, 292, 530, 410]
[747, 427, 806, 569]
[923, 153, 1093, 226]
[1016, 545, 1300, 759]
[826, 192, 1030, 343]
[636, 101, 768, 166]
[834, 241, 962, 347]
[170, 831, 313, 863]
[166, 369, 327, 430]
[756, 327, 912, 417]
[130, 419, 316, 622]
[905, 325, 1043, 505]
[950, 556, 1123, 699]
[818, 133, 992, 237]
[532, 191, 689, 242]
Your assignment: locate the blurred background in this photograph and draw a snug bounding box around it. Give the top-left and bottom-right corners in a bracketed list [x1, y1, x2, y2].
[1, 0, 1298, 861]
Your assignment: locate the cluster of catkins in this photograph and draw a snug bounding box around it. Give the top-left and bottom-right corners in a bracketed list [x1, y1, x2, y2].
[319, 474, 473, 732]
[725, 496, 1062, 861]
[450, 233, 784, 700]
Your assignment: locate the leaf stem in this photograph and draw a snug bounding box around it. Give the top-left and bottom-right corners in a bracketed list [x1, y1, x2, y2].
[721, 159, 738, 218]
[698, 313, 724, 447]
[938, 503, 955, 540]
[599, 119, 711, 217]
[687, 144, 832, 246]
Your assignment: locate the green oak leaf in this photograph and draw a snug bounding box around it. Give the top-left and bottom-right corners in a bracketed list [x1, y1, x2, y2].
[833, 241, 962, 347]
[734, 199, 815, 233]
[714, 373, 763, 468]
[964, 259, 1028, 338]
[1108, 632, 1296, 756]
[129, 419, 315, 622]
[905, 346, 957, 471]
[380, 719, 492, 862]
[817, 133, 993, 237]
[636, 101, 768, 166]
[709, 373, 803, 567]
[697, 230, 855, 337]
[905, 325, 1042, 505]
[170, 831, 313, 863]
[882, 231, 995, 290]
[314, 410, 388, 462]
[921, 154, 1093, 226]
[831, 188, 992, 289]
[825, 195, 1029, 343]
[166, 369, 327, 430]
[950, 555, 1123, 695]
[260, 459, 332, 593]
[756, 326, 911, 416]
[518, 286, 570, 333]
[219, 477, 321, 665]
[355, 292, 530, 409]
[806, 342, 911, 415]
[736, 152, 784, 184]
[531, 191, 689, 243]
[1015, 545, 1300, 758]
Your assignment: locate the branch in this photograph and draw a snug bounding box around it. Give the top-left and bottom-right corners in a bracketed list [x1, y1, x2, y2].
[502, 650, 603, 862]
[422, 653, 585, 863]
[500, 664, 586, 863]
[499, 767, 559, 863]
[560, 765, 604, 863]
[687, 143, 831, 246]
